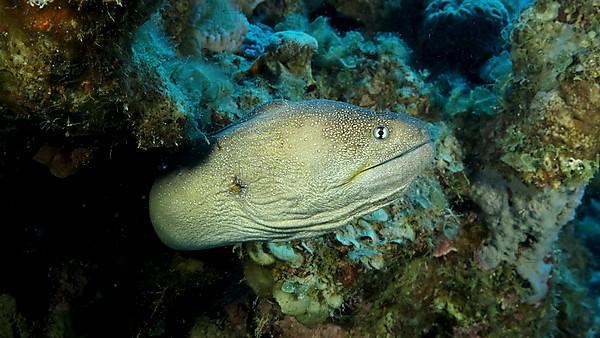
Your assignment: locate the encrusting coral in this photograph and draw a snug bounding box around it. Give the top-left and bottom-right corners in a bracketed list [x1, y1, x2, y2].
[253, 30, 318, 77]
[499, 0, 600, 188]
[463, 0, 600, 308]
[249, 30, 319, 97]
[0, 294, 30, 337]
[0, 0, 191, 162]
[471, 168, 584, 303]
[192, 0, 250, 53]
[233, 0, 600, 334]
[309, 17, 427, 114]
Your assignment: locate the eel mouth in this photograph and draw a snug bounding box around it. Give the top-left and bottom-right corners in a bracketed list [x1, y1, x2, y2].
[362, 140, 434, 174]
[345, 140, 433, 184]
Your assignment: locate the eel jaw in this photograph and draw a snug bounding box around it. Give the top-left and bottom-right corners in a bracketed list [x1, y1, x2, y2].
[369, 141, 432, 172]
[353, 140, 434, 179]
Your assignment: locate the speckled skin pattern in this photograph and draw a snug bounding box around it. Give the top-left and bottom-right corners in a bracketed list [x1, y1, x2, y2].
[149, 99, 434, 249]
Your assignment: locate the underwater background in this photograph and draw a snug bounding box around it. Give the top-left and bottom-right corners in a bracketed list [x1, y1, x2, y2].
[1, 0, 600, 336]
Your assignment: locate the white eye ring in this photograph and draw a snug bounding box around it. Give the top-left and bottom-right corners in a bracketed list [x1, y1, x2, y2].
[373, 125, 390, 140]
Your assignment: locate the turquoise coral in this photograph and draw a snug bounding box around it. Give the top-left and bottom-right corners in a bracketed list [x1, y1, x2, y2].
[192, 0, 249, 53]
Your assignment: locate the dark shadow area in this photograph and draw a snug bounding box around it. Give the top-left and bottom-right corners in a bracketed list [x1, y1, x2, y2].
[0, 130, 247, 336]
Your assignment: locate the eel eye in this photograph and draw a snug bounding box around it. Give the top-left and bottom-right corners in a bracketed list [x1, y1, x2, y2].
[373, 125, 390, 140]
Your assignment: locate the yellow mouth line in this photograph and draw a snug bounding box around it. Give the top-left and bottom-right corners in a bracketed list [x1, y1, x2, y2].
[351, 140, 432, 180]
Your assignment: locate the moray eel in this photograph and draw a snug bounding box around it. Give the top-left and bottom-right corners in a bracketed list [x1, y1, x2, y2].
[149, 99, 434, 250]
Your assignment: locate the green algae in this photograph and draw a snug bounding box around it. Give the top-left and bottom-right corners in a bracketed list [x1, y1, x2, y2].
[0, 294, 30, 338]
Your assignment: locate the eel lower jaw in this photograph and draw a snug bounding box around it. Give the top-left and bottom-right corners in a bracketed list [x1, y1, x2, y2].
[357, 140, 434, 176]
[330, 140, 434, 189]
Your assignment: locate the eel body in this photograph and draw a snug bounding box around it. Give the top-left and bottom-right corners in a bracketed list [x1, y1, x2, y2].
[149, 99, 434, 249]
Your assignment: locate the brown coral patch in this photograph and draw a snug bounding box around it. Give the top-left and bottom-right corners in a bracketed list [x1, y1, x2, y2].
[335, 261, 360, 289]
[276, 316, 347, 338]
[556, 1, 600, 27]
[27, 5, 77, 35]
[33, 144, 93, 178]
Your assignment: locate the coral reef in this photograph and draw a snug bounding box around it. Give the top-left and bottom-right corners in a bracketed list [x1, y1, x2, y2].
[323, 0, 403, 32]
[471, 168, 584, 303]
[192, 0, 249, 53]
[310, 17, 427, 114]
[241, 152, 460, 326]
[1, 0, 599, 336]
[499, 0, 600, 188]
[253, 0, 307, 26]
[421, 0, 510, 67]
[0, 294, 30, 337]
[249, 30, 318, 97]
[232, 0, 600, 334]
[464, 0, 600, 308]
[0, 0, 189, 156]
